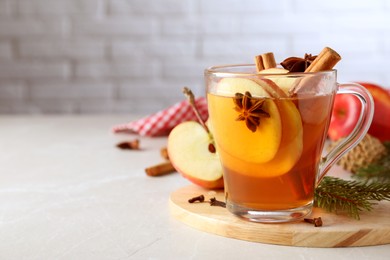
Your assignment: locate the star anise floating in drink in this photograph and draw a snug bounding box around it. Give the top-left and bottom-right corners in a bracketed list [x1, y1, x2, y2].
[281, 53, 317, 72]
[233, 91, 270, 132]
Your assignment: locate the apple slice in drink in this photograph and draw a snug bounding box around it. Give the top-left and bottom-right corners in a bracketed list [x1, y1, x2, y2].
[220, 99, 303, 177]
[216, 77, 271, 97]
[212, 78, 282, 164]
[168, 121, 224, 189]
[211, 77, 303, 177]
[258, 68, 288, 74]
[259, 68, 298, 95]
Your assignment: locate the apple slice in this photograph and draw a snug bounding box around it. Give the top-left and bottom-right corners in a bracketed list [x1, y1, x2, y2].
[253, 77, 288, 98]
[259, 68, 298, 95]
[258, 68, 289, 74]
[212, 78, 282, 163]
[210, 76, 303, 177]
[216, 77, 270, 97]
[219, 99, 303, 178]
[168, 121, 224, 189]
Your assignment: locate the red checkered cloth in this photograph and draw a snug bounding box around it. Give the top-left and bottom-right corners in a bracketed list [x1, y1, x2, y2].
[112, 97, 208, 136]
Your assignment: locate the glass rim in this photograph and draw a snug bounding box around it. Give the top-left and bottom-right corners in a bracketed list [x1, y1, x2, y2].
[205, 63, 336, 77]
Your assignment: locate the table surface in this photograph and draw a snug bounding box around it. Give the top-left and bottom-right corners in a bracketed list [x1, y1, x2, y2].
[0, 115, 389, 259]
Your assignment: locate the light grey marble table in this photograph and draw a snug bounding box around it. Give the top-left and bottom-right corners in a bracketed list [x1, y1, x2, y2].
[0, 116, 388, 259]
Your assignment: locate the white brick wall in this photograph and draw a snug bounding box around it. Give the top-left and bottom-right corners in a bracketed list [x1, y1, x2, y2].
[0, 0, 389, 114]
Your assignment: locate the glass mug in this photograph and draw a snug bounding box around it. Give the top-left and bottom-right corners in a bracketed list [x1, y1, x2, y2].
[205, 65, 374, 223]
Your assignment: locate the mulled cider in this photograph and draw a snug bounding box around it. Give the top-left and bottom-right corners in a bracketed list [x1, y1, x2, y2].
[207, 92, 334, 211]
[205, 49, 374, 223]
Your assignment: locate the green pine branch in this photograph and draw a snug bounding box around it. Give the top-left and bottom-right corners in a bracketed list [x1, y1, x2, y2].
[314, 176, 390, 220]
[314, 142, 390, 219]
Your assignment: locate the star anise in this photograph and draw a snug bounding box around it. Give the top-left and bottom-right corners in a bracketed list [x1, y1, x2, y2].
[281, 53, 317, 72]
[233, 91, 270, 132]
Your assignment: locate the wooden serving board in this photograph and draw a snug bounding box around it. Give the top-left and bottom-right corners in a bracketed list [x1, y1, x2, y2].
[170, 185, 390, 247]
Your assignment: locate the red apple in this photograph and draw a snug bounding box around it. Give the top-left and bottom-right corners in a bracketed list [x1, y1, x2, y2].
[328, 94, 362, 141]
[359, 82, 390, 142]
[328, 82, 390, 142]
[167, 121, 224, 189]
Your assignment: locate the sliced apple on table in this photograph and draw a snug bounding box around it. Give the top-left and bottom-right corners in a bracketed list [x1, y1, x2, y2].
[167, 121, 224, 189]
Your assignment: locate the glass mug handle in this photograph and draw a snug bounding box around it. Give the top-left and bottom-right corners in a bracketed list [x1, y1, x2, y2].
[317, 83, 374, 186]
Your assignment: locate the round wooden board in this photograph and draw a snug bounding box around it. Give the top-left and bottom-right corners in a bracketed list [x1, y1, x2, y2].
[170, 185, 390, 247]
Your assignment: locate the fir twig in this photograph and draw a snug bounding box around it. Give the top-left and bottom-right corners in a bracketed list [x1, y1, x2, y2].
[314, 176, 390, 220]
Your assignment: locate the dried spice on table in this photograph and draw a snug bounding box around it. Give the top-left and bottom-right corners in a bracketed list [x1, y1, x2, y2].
[188, 194, 226, 208]
[145, 161, 176, 177]
[145, 146, 177, 177]
[188, 195, 205, 203]
[116, 139, 140, 150]
[304, 217, 323, 227]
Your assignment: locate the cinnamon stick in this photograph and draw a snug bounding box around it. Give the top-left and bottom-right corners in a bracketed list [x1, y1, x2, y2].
[289, 47, 342, 96]
[116, 139, 140, 150]
[261, 52, 277, 69]
[305, 47, 341, 73]
[254, 52, 276, 72]
[160, 147, 169, 160]
[254, 55, 265, 72]
[286, 47, 342, 198]
[145, 161, 176, 177]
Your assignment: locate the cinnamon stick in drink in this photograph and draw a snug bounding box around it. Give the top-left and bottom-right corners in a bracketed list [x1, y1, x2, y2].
[254, 53, 307, 200]
[305, 47, 341, 73]
[261, 52, 277, 69]
[254, 56, 265, 72]
[289, 47, 341, 95]
[286, 47, 342, 199]
[254, 52, 277, 72]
